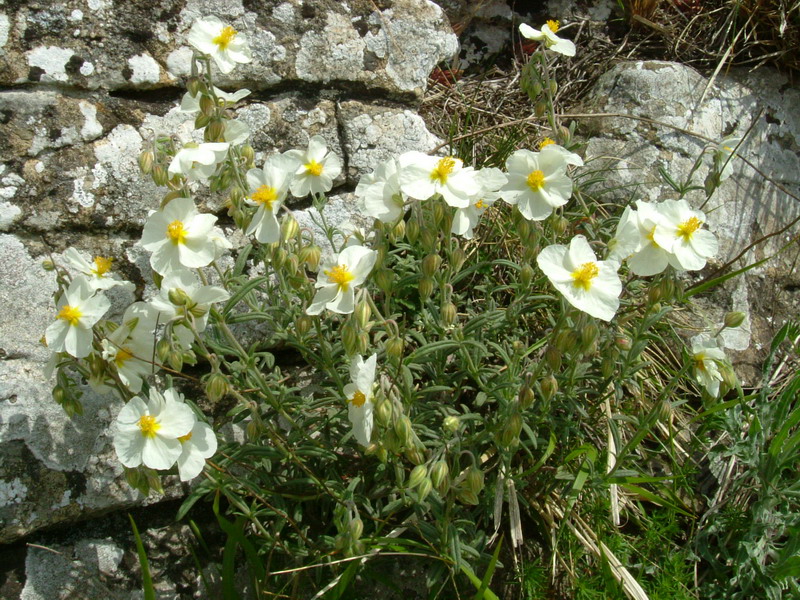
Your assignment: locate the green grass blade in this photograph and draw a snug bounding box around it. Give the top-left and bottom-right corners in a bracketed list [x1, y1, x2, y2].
[128, 514, 156, 600]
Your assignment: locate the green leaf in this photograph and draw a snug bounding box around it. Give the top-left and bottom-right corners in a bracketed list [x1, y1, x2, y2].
[221, 276, 271, 316]
[128, 514, 156, 600]
[460, 563, 500, 600]
[473, 536, 503, 600]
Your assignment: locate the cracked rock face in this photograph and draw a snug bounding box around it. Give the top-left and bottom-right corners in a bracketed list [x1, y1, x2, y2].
[0, 0, 449, 545]
[582, 61, 800, 382]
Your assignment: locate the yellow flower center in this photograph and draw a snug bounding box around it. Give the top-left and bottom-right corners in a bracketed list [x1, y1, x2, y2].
[547, 19, 560, 33]
[212, 26, 238, 51]
[115, 347, 133, 367]
[539, 137, 556, 149]
[677, 216, 701, 241]
[92, 256, 113, 276]
[251, 185, 278, 209]
[430, 157, 457, 184]
[138, 414, 160, 438]
[571, 261, 599, 291]
[178, 431, 193, 443]
[527, 169, 546, 191]
[324, 264, 355, 291]
[350, 390, 367, 407]
[475, 199, 486, 209]
[57, 305, 83, 326]
[646, 225, 660, 248]
[694, 353, 707, 372]
[167, 220, 187, 245]
[305, 160, 324, 177]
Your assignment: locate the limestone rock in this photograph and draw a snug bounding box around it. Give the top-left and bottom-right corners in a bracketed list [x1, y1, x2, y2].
[582, 60, 800, 382]
[0, 0, 457, 98]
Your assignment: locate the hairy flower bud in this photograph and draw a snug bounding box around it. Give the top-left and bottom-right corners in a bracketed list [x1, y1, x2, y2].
[421, 254, 442, 278]
[405, 446, 425, 465]
[281, 214, 300, 242]
[395, 415, 413, 447]
[357, 331, 369, 355]
[341, 322, 359, 356]
[168, 350, 183, 372]
[187, 77, 203, 96]
[545, 345, 562, 372]
[391, 219, 406, 242]
[385, 336, 404, 362]
[152, 165, 169, 187]
[518, 385, 535, 410]
[138, 150, 154, 174]
[42, 259, 55, 272]
[440, 302, 457, 327]
[500, 412, 523, 447]
[430, 460, 449, 494]
[552, 215, 569, 236]
[406, 218, 420, 245]
[156, 339, 171, 364]
[295, 315, 312, 336]
[724, 311, 746, 329]
[519, 263, 534, 287]
[540, 374, 558, 401]
[205, 119, 225, 142]
[374, 268, 394, 295]
[466, 465, 484, 495]
[581, 323, 599, 348]
[376, 398, 392, 427]
[450, 247, 467, 272]
[600, 355, 616, 379]
[199, 94, 216, 117]
[420, 229, 437, 252]
[615, 335, 632, 351]
[355, 299, 372, 329]
[417, 477, 433, 501]
[419, 276, 434, 300]
[408, 464, 427, 489]
[298, 245, 321, 272]
[240, 145, 255, 166]
[443, 415, 460, 433]
[205, 373, 229, 403]
[168, 288, 191, 306]
[348, 516, 364, 541]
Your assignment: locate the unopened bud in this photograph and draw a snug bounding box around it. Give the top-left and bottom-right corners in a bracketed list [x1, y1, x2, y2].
[518, 385, 535, 410]
[549, 80, 558, 95]
[391, 219, 405, 242]
[294, 315, 312, 336]
[354, 300, 371, 329]
[581, 323, 599, 348]
[408, 464, 427, 489]
[187, 77, 203, 96]
[545, 345, 562, 372]
[724, 311, 746, 329]
[156, 339, 171, 364]
[541, 374, 558, 401]
[419, 276, 434, 300]
[298, 245, 321, 271]
[194, 113, 211, 129]
[430, 461, 449, 494]
[240, 145, 255, 165]
[519, 263, 534, 287]
[656, 398, 673, 422]
[281, 214, 300, 242]
[42, 259, 55, 271]
[342, 322, 359, 356]
[168, 288, 191, 306]
[348, 517, 363, 541]
[417, 477, 433, 501]
[450, 247, 467, 272]
[406, 218, 420, 245]
[552, 216, 569, 236]
[272, 247, 287, 270]
[395, 415, 413, 446]
[138, 150, 154, 174]
[357, 331, 369, 355]
[376, 399, 392, 427]
[199, 94, 215, 116]
[385, 336, 404, 361]
[443, 415, 460, 433]
[466, 465, 484, 495]
[600, 356, 615, 378]
[152, 165, 169, 186]
[500, 412, 523, 447]
[168, 350, 183, 372]
[374, 268, 394, 294]
[433, 202, 445, 227]
[440, 302, 457, 327]
[420, 229, 437, 252]
[405, 446, 425, 465]
[615, 335, 632, 351]
[421, 254, 442, 278]
[554, 329, 573, 352]
[205, 373, 229, 402]
[52, 385, 67, 405]
[647, 284, 662, 304]
[517, 216, 530, 240]
[721, 364, 737, 390]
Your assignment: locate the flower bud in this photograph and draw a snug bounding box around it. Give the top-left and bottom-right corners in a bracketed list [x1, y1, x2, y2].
[405, 446, 425, 465]
[430, 460, 449, 494]
[168, 350, 183, 372]
[440, 302, 457, 327]
[194, 113, 211, 129]
[205, 119, 225, 142]
[272, 247, 287, 270]
[385, 336, 404, 362]
[240, 145, 255, 166]
[457, 488, 479, 505]
[724, 311, 746, 329]
[420, 229, 437, 252]
[534, 100, 547, 117]
[540, 374, 558, 401]
[187, 77, 203, 96]
[417, 477, 433, 501]
[408, 464, 427, 489]
[395, 415, 413, 446]
[545, 345, 562, 372]
[659, 278, 675, 301]
[721, 364, 737, 390]
[549, 80, 558, 96]
[138, 150, 154, 174]
[466, 465, 484, 495]
[500, 412, 523, 447]
[581, 323, 599, 348]
[341, 322, 359, 356]
[516, 217, 530, 240]
[42, 259, 55, 271]
[298, 245, 322, 272]
[554, 329, 574, 352]
[552, 216, 569, 236]
[52, 385, 67, 405]
[152, 165, 169, 186]
[421, 254, 442, 278]
[433, 202, 446, 227]
[281, 214, 300, 242]
[376, 399, 392, 427]
[615, 335, 632, 351]
[355, 299, 372, 329]
[419, 276, 434, 300]
[443, 415, 460, 433]
[199, 94, 216, 117]
[391, 219, 405, 242]
[168, 288, 191, 306]
[647, 284, 662, 305]
[450, 247, 467, 272]
[357, 332, 369, 355]
[518, 385, 535, 410]
[156, 339, 171, 364]
[519, 263, 534, 287]
[348, 517, 363, 541]
[374, 268, 394, 295]
[406, 218, 420, 245]
[656, 398, 673, 422]
[600, 355, 615, 378]
[205, 373, 229, 403]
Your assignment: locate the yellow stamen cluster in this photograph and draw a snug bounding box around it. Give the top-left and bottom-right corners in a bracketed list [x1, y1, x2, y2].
[212, 26, 238, 50]
[430, 157, 457, 184]
[526, 169, 546, 191]
[646, 225, 659, 248]
[547, 19, 560, 33]
[305, 160, 324, 177]
[677, 216, 701, 241]
[350, 390, 367, 407]
[114, 347, 133, 367]
[474, 199, 486, 209]
[167, 220, 188, 245]
[324, 264, 355, 291]
[571, 262, 599, 291]
[92, 256, 113, 276]
[137, 414, 160, 438]
[57, 305, 83, 326]
[694, 353, 707, 372]
[178, 431, 194, 443]
[539, 137, 556, 149]
[251, 185, 278, 209]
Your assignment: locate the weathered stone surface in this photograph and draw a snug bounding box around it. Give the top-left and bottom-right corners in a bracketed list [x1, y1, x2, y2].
[0, 0, 457, 97]
[582, 60, 800, 382]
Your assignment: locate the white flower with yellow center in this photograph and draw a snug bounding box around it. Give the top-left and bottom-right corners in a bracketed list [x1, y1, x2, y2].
[397, 151, 480, 208]
[344, 354, 377, 446]
[711, 135, 741, 182]
[168, 142, 230, 182]
[691, 337, 727, 397]
[113, 388, 196, 471]
[179, 86, 251, 113]
[499, 146, 573, 221]
[45, 276, 111, 359]
[608, 201, 672, 276]
[176, 420, 218, 482]
[62, 248, 135, 292]
[519, 20, 576, 57]
[537, 235, 622, 322]
[355, 158, 408, 224]
[284, 135, 342, 198]
[101, 302, 159, 393]
[243, 155, 294, 243]
[651, 199, 718, 271]
[451, 167, 507, 239]
[186, 16, 252, 74]
[306, 245, 377, 315]
[141, 197, 219, 274]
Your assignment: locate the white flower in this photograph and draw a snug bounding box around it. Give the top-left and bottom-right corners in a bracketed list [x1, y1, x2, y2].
[500, 146, 573, 221]
[451, 167, 507, 239]
[62, 248, 135, 292]
[616, 201, 673, 276]
[711, 135, 741, 181]
[284, 135, 342, 198]
[691, 337, 726, 397]
[398, 151, 480, 208]
[539, 140, 584, 166]
[186, 16, 252, 74]
[537, 235, 622, 322]
[519, 20, 576, 57]
[209, 226, 233, 260]
[651, 199, 718, 271]
[176, 420, 218, 481]
[344, 354, 377, 446]
[307, 245, 377, 315]
[101, 302, 159, 393]
[179, 87, 251, 113]
[168, 142, 230, 182]
[113, 388, 196, 470]
[150, 269, 230, 337]
[222, 119, 250, 146]
[45, 276, 110, 359]
[141, 197, 219, 275]
[356, 157, 408, 224]
[244, 155, 294, 243]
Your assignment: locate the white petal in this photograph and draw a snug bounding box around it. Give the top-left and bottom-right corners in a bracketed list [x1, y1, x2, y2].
[142, 437, 182, 470]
